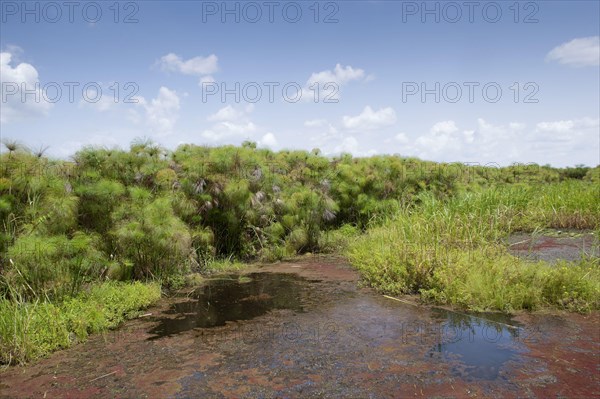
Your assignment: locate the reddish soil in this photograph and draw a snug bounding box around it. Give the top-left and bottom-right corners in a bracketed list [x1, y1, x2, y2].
[1, 256, 598, 399]
[507, 231, 598, 263]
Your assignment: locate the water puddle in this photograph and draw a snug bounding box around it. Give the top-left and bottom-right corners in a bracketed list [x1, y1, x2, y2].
[428, 308, 527, 380]
[148, 273, 309, 339]
[507, 231, 599, 263]
[148, 270, 528, 382]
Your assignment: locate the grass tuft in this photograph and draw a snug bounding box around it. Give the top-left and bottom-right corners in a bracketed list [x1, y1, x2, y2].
[0, 281, 160, 365]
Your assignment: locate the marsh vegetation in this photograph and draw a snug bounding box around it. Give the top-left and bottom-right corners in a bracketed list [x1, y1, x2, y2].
[1, 139, 598, 364]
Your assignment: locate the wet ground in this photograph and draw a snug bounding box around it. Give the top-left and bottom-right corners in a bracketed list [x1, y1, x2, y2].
[507, 230, 598, 263]
[1, 255, 599, 398]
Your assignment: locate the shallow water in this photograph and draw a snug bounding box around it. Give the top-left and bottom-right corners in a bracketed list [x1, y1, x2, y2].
[149, 271, 526, 381]
[428, 308, 526, 380]
[148, 273, 308, 338]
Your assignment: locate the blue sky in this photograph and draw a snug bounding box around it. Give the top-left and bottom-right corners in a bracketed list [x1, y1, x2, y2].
[1, 0, 599, 166]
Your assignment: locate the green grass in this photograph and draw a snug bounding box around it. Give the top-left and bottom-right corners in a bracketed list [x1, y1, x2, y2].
[318, 224, 361, 253]
[0, 281, 161, 365]
[347, 181, 600, 313]
[201, 256, 247, 274]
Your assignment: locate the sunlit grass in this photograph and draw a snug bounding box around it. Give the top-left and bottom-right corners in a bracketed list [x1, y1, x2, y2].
[347, 181, 600, 313]
[0, 281, 160, 365]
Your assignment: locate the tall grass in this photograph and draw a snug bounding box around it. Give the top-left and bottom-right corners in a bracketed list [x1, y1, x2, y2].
[0, 281, 160, 365]
[347, 181, 600, 312]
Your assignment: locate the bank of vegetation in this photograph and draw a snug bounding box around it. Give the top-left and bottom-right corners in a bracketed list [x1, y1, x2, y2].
[1, 138, 598, 363]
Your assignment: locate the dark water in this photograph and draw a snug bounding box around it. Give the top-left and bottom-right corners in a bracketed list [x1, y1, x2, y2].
[148, 272, 527, 381]
[148, 273, 307, 339]
[428, 308, 526, 380]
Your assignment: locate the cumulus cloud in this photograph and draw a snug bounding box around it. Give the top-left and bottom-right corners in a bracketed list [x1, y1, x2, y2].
[392, 119, 522, 163]
[305, 118, 341, 148]
[201, 123, 257, 141]
[334, 136, 359, 154]
[546, 36, 600, 67]
[412, 120, 474, 159]
[304, 119, 327, 128]
[208, 105, 245, 122]
[394, 133, 409, 144]
[201, 104, 259, 142]
[509, 122, 526, 131]
[533, 117, 599, 144]
[331, 136, 377, 156]
[430, 120, 459, 135]
[303, 64, 367, 102]
[305, 118, 338, 134]
[342, 106, 397, 130]
[216, 121, 257, 134]
[132, 87, 180, 135]
[0, 51, 53, 124]
[535, 117, 598, 133]
[259, 132, 278, 148]
[394, 117, 598, 166]
[157, 53, 219, 84]
[303, 115, 379, 156]
[200, 75, 216, 85]
[307, 64, 365, 86]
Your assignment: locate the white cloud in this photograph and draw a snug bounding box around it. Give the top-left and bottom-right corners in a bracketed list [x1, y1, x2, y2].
[217, 121, 257, 134]
[342, 106, 397, 130]
[3, 45, 24, 62]
[546, 36, 600, 67]
[304, 119, 327, 128]
[535, 120, 575, 133]
[509, 122, 526, 131]
[395, 133, 409, 144]
[305, 118, 338, 134]
[533, 118, 599, 144]
[307, 64, 365, 86]
[0, 51, 53, 124]
[331, 136, 377, 156]
[201, 103, 259, 142]
[398, 119, 520, 162]
[535, 118, 598, 133]
[259, 132, 278, 148]
[134, 87, 180, 135]
[430, 120, 458, 135]
[334, 136, 359, 154]
[208, 105, 245, 122]
[201, 122, 257, 141]
[395, 117, 599, 166]
[463, 130, 475, 144]
[158, 53, 219, 85]
[303, 64, 367, 101]
[200, 75, 216, 85]
[305, 118, 341, 148]
[159, 53, 218, 75]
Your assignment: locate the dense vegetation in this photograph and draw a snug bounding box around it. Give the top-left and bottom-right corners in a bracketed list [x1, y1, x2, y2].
[348, 182, 600, 312]
[1, 138, 599, 364]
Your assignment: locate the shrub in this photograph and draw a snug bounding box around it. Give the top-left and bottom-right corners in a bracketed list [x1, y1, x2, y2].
[4, 233, 108, 300]
[111, 194, 192, 279]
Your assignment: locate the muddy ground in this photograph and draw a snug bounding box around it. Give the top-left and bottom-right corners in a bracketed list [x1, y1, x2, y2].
[507, 230, 598, 263]
[1, 252, 599, 398]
